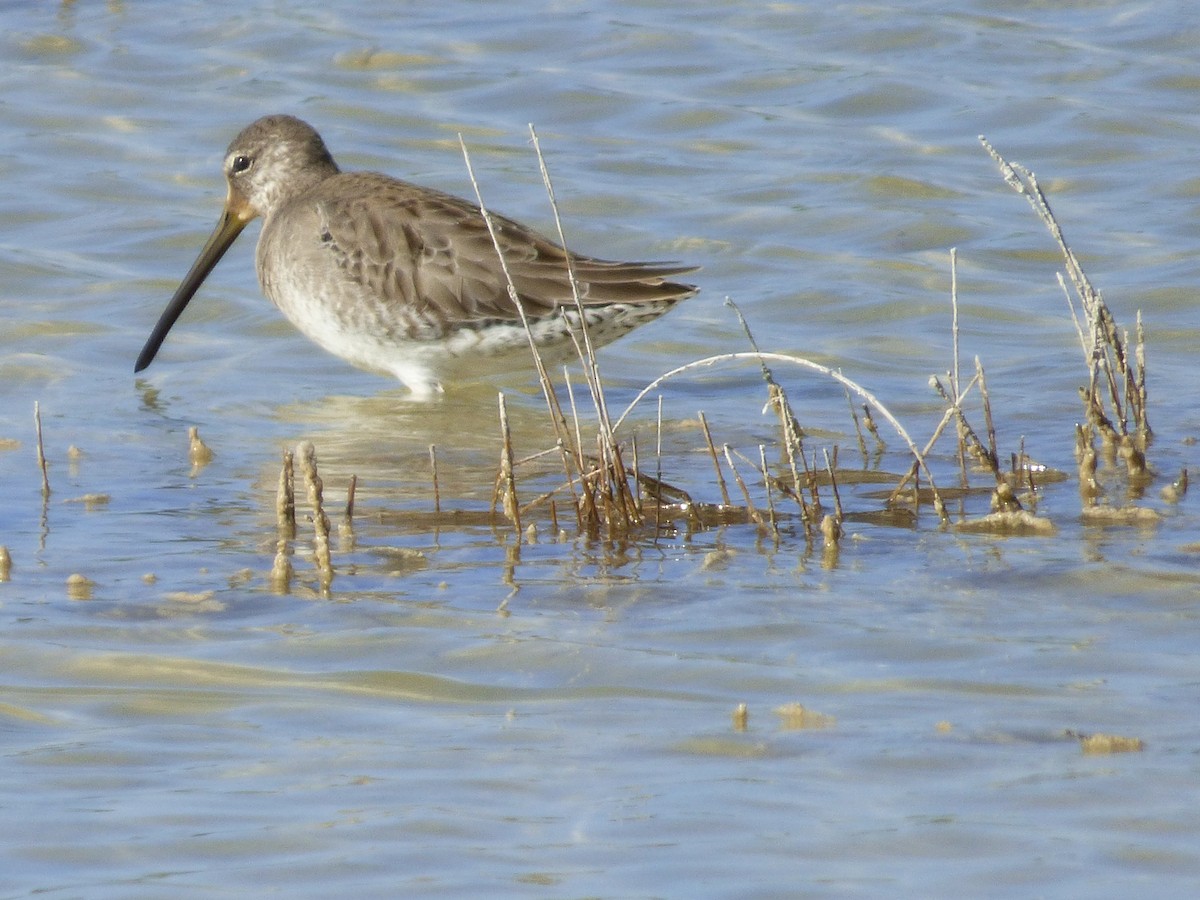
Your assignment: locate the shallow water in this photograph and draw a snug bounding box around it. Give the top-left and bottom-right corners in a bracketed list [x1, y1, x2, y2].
[3, 1, 1200, 896]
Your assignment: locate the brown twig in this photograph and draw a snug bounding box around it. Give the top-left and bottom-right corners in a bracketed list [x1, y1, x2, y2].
[496, 392, 522, 535]
[759, 444, 778, 536]
[699, 411, 732, 507]
[296, 441, 332, 591]
[276, 448, 296, 537]
[34, 401, 49, 498]
[429, 445, 441, 515]
[976, 357, 1000, 479]
[723, 444, 765, 529]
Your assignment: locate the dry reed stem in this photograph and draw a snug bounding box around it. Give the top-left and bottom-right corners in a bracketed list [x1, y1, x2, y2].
[459, 135, 584, 517]
[776, 387, 811, 528]
[615, 352, 944, 521]
[495, 392, 522, 534]
[844, 388, 868, 462]
[861, 404, 884, 451]
[340, 474, 357, 548]
[823, 448, 844, 526]
[975, 358, 1001, 478]
[1059, 272, 1088, 357]
[596, 435, 617, 533]
[758, 444, 778, 535]
[630, 434, 643, 514]
[981, 136, 1149, 447]
[950, 248, 961, 397]
[886, 462, 921, 509]
[930, 375, 990, 476]
[699, 412, 732, 507]
[1075, 424, 1100, 501]
[0, 545, 11, 582]
[1013, 439, 1039, 503]
[725, 296, 807, 448]
[565, 376, 600, 532]
[34, 401, 49, 498]
[517, 480, 574, 518]
[458, 136, 554, 398]
[528, 125, 644, 527]
[930, 267, 1050, 524]
[983, 137, 1164, 526]
[804, 471, 822, 532]
[276, 448, 295, 537]
[724, 297, 811, 523]
[1134, 311, 1151, 439]
[1119, 435, 1149, 482]
[654, 396, 664, 538]
[428, 445, 441, 515]
[774, 382, 807, 468]
[530, 125, 615, 438]
[613, 354, 934, 482]
[722, 444, 765, 529]
[820, 512, 842, 549]
[948, 248, 970, 493]
[544, 374, 640, 533]
[804, 451, 824, 524]
[726, 296, 812, 479]
[980, 136, 1097, 307]
[345, 474, 357, 521]
[888, 371, 980, 506]
[607, 439, 640, 531]
[296, 441, 332, 590]
[560, 372, 585, 526]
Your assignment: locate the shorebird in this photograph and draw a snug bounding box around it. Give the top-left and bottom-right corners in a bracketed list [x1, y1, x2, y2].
[135, 114, 697, 397]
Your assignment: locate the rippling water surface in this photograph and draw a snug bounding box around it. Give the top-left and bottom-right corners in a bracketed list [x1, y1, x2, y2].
[3, 1, 1200, 896]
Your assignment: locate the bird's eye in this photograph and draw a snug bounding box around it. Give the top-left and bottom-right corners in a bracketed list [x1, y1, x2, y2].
[230, 155, 252, 175]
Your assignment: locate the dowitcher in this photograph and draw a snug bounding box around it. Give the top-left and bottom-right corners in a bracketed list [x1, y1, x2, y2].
[135, 114, 697, 397]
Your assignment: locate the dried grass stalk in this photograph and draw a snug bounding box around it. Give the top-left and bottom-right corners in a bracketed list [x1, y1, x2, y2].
[981, 136, 1150, 448]
[428, 444, 441, 515]
[276, 448, 295, 537]
[758, 444, 778, 536]
[495, 392, 522, 534]
[296, 441, 332, 590]
[34, 401, 49, 498]
[700, 412, 732, 507]
[722, 444, 765, 529]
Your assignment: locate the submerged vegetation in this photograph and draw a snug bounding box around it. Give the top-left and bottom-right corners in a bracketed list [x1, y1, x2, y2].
[253, 136, 1178, 596]
[4, 137, 1184, 604]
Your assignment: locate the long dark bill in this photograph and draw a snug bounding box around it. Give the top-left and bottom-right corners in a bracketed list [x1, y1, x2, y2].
[134, 204, 250, 373]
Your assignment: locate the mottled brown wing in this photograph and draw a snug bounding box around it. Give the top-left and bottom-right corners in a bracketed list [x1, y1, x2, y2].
[310, 172, 696, 328]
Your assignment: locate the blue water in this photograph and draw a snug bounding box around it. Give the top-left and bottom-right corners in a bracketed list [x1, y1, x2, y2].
[2, 1, 1200, 896]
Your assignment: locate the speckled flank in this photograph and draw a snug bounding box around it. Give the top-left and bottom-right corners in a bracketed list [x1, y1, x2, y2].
[138, 114, 697, 395]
